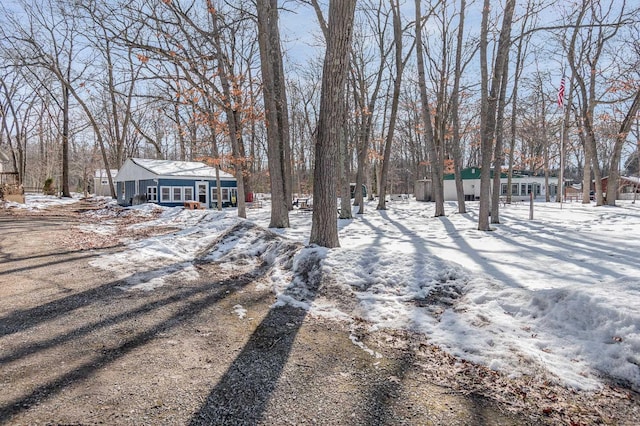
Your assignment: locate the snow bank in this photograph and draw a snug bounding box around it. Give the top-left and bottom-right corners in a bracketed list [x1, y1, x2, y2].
[83, 198, 640, 391]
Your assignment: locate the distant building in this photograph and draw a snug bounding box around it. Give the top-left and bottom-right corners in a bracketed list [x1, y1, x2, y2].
[415, 179, 432, 201]
[93, 169, 118, 197]
[0, 150, 10, 173]
[421, 167, 559, 201]
[600, 175, 640, 200]
[114, 158, 237, 208]
[0, 149, 23, 203]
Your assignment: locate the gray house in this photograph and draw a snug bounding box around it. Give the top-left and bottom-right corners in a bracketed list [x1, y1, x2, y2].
[114, 158, 237, 208]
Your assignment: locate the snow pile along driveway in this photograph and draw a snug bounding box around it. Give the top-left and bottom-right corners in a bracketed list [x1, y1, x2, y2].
[86, 200, 640, 392]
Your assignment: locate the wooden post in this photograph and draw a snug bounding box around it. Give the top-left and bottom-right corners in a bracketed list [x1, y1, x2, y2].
[529, 192, 534, 220]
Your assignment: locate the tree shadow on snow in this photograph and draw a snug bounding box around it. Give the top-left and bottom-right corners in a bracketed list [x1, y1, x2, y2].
[188, 249, 324, 425]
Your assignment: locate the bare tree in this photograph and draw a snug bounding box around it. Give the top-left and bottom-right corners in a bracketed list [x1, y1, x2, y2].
[0, 74, 32, 184]
[377, 0, 412, 210]
[0, 0, 104, 197]
[414, 0, 445, 216]
[566, 0, 633, 206]
[450, 0, 468, 213]
[310, 0, 357, 248]
[350, 1, 393, 214]
[477, 0, 515, 231]
[256, 0, 291, 227]
[606, 89, 640, 205]
[507, 0, 537, 205]
[490, 51, 510, 223]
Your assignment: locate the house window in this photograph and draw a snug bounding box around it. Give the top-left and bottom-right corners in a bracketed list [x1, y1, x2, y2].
[147, 187, 158, 202]
[501, 183, 508, 195]
[173, 187, 183, 201]
[511, 184, 518, 195]
[221, 188, 229, 201]
[521, 183, 527, 195]
[161, 187, 171, 202]
[184, 187, 194, 201]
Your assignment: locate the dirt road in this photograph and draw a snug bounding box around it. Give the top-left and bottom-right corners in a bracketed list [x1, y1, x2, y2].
[0, 205, 636, 425]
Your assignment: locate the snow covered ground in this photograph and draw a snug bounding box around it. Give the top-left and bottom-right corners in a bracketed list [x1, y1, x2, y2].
[9, 194, 640, 392]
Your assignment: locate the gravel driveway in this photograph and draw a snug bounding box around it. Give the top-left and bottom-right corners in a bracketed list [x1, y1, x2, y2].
[0, 204, 637, 425]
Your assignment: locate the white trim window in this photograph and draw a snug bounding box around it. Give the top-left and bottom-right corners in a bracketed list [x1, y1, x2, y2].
[184, 186, 194, 201]
[147, 186, 158, 202]
[172, 187, 183, 202]
[211, 187, 230, 202]
[160, 186, 171, 202]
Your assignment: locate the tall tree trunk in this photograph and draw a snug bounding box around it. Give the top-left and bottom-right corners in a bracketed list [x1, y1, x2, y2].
[507, 1, 534, 205]
[377, 0, 405, 211]
[256, 0, 290, 227]
[61, 83, 71, 197]
[210, 9, 246, 218]
[310, 0, 357, 248]
[478, 0, 514, 231]
[491, 55, 510, 223]
[353, 38, 389, 214]
[339, 97, 353, 219]
[415, 0, 444, 216]
[451, 0, 467, 214]
[582, 150, 591, 202]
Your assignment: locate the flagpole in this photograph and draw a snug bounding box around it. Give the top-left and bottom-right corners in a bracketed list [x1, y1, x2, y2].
[558, 70, 566, 210]
[560, 107, 564, 209]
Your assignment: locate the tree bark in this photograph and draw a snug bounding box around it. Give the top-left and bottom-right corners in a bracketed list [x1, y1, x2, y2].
[310, 0, 357, 248]
[451, 0, 467, 214]
[339, 97, 353, 219]
[478, 0, 514, 231]
[256, 0, 290, 227]
[490, 55, 510, 223]
[415, 0, 443, 216]
[377, 0, 405, 211]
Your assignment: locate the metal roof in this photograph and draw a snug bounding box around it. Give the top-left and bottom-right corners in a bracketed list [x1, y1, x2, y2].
[130, 158, 234, 179]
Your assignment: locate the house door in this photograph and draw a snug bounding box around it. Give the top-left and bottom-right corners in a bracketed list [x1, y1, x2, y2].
[230, 188, 238, 206]
[197, 182, 208, 207]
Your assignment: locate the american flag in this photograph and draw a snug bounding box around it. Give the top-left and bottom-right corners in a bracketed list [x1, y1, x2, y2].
[557, 76, 565, 108]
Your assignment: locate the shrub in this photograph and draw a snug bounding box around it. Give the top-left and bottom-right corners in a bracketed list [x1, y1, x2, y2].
[43, 178, 56, 195]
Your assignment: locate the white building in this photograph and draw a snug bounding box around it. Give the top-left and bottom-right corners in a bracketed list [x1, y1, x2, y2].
[93, 169, 119, 196]
[441, 167, 559, 201]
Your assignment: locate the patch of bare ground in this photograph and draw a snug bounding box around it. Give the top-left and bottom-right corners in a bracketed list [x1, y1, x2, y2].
[0, 200, 637, 425]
